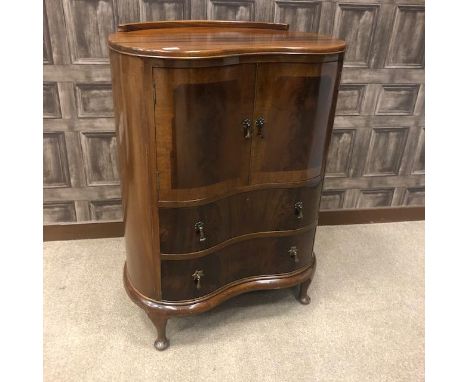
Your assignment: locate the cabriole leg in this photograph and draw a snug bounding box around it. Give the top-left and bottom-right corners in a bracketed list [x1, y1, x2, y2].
[147, 312, 170, 351]
[297, 278, 312, 305]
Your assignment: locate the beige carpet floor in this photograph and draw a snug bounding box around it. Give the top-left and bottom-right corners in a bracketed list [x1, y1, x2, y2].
[44, 222, 424, 382]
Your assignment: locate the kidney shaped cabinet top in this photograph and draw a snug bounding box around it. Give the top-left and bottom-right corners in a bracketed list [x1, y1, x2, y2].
[108, 20, 346, 59]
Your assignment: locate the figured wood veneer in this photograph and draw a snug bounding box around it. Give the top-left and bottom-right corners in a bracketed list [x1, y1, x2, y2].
[159, 181, 321, 254]
[161, 229, 315, 301]
[109, 21, 344, 350]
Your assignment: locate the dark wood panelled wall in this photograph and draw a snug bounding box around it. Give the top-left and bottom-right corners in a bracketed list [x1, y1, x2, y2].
[43, 0, 425, 225]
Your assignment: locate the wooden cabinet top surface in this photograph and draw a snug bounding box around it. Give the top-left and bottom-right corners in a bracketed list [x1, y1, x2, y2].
[108, 21, 346, 59]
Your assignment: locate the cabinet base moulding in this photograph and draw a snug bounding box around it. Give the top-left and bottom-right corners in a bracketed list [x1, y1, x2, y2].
[123, 256, 316, 350]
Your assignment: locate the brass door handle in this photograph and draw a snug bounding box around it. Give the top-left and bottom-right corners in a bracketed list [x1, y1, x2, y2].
[255, 116, 265, 138]
[294, 202, 304, 219]
[288, 246, 299, 263]
[242, 118, 252, 139]
[192, 270, 205, 290]
[194, 221, 206, 242]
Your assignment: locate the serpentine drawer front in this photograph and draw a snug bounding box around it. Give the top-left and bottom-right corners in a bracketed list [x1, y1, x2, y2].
[159, 181, 322, 254]
[161, 230, 315, 301]
[108, 20, 345, 350]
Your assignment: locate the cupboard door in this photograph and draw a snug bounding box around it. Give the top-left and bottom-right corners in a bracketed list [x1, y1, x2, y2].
[250, 62, 339, 185]
[153, 65, 256, 202]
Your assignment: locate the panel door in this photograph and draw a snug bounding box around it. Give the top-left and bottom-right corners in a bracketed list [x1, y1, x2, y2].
[250, 62, 339, 185]
[153, 65, 256, 202]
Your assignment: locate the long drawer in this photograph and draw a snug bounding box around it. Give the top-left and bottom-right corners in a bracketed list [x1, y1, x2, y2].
[159, 181, 321, 254]
[160, 229, 315, 301]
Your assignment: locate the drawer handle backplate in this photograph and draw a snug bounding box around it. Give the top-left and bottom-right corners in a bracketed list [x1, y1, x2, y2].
[192, 270, 205, 290]
[194, 221, 206, 242]
[294, 201, 304, 219]
[288, 246, 299, 263]
[242, 118, 252, 139]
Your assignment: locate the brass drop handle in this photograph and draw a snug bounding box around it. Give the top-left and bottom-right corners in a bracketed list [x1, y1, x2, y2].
[288, 246, 299, 263]
[192, 270, 204, 290]
[255, 116, 265, 138]
[194, 221, 206, 242]
[294, 202, 304, 220]
[242, 118, 252, 139]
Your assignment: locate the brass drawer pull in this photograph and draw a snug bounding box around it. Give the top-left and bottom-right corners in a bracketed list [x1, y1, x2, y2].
[242, 118, 252, 139]
[194, 221, 206, 242]
[255, 116, 265, 138]
[192, 270, 204, 290]
[288, 246, 299, 263]
[294, 201, 304, 219]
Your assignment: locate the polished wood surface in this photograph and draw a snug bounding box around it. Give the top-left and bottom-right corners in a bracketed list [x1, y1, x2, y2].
[109, 21, 345, 59]
[118, 20, 289, 32]
[161, 229, 315, 301]
[153, 64, 255, 202]
[109, 51, 159, 299]
[157, 178, 321, 207]
[159, 181, 321, 254]
[109, 21, 345, 349]
[153, 60, 338, 203]
[160, 225, 314, 260]
[124, 259, 316, 314]
[251, 62, 339, 185]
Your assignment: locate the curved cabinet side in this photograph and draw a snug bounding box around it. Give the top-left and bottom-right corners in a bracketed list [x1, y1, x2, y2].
[110, 51, 158, 299]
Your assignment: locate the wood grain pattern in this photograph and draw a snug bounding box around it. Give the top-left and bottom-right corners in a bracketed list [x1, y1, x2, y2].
[333, 3, 378, 67]
[75, 83, 114, 118]
[161, 229, 315, 301]
[43, 202, 77, 223]
[159, 182, 321, 254]
[208, 1, 255, 21]
[364, 127, 408, 176]
[89, 199, 123, 221]
[118, 20, 289, 32]
[43, 82, 61, 118]
[375, 85, 420, 116]
[403, 187, 425, 206]
[109, 51, 158, 299]
[108, 22, 345, 58]
[274, 1, 322, 33]
[386, 5, 425, 68]
[107, 21, 344, 349]
[154, 64, 255, 202]
[139, 0, 190, 21]
[80, 132, 120, 185]
[326, 129, 355, 177]
[43, 133, 70, 188]
[43, 1, 53, 64]
[250, 61, 338, 185]
[124, 260, 316, 315]
[335, 84, 365, 115]
[412, 127, 425, 175]
[63, 0, 117, 63]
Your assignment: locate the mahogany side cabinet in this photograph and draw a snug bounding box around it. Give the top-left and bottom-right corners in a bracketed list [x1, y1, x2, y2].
[108, 20, 345, 350]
